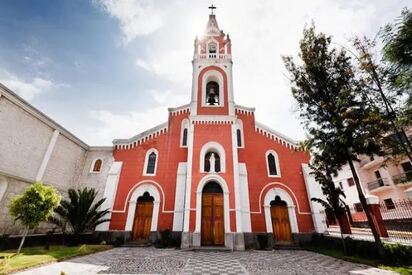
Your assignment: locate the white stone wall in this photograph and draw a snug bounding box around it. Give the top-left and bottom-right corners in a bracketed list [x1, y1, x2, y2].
[0, 96, 53, 179]
[0, 86, 112, 235]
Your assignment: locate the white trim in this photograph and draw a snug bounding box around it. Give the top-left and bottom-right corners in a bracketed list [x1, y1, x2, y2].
[180, 118, 189, 147]
[89, 158, 103, 173]
[125, 183, 161, 232]
[143, 148, 158, 176]
[194, 174, 231, 233]
[199, 141, 226, 173]
[251, 182, 311, 215]
[35, 129, 60, 182]
[266, 150, 281, 178]
[263, 187, 299, 233]
[0, 176, 8, 202]
[201, 70, 224, 108]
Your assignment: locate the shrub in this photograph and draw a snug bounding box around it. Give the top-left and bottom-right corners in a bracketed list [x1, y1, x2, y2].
[384, 243, 412, 266]
[0, 234, 10, 250]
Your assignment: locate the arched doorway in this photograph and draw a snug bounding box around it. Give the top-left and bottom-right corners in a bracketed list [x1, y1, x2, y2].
[132, 192, 154, 240]
[270, 196, 292, 243]
[201, 181, 224, 246]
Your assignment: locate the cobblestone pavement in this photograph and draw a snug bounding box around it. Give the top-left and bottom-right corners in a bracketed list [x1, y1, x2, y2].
[15, 247, 397, 275]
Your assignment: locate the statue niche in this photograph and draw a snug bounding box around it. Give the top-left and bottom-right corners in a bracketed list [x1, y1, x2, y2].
[206, 81, 219, 106]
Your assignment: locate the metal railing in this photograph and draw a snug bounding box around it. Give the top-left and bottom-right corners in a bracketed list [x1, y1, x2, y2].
[392, 170, 412, 185]
[194, 53, 232, 60]
[367, 178, 390, 191]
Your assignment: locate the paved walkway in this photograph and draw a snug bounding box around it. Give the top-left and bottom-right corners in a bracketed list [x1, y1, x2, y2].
[15, 247, 397, 275]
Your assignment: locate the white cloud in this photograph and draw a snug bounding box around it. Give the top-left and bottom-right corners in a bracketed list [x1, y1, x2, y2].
[88, 0, 407, 145]
[95, 0, 163, 44]
[0, 71, 54, 101]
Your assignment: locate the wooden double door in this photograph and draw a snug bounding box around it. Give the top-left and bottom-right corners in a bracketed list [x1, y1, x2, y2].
[132, 201, 153, 240]
[271, 205, 292, 242]
[201, 193, 224, 246]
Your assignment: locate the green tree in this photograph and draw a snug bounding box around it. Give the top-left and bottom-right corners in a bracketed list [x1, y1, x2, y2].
[381, 7, 412, 93]
[283, 25, 389, 257]
[9, 182, 61, 254]
[310, 152, 349, 255]
[51, 188, 110, 244]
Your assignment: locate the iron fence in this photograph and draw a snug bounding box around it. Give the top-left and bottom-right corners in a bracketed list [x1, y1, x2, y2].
[323, 198, 412, 245]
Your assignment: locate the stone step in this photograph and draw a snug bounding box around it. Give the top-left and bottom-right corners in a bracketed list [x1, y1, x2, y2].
[121, 240, 152, 247]
[273, 243, 301, 250]
[182, 246, 233, 252]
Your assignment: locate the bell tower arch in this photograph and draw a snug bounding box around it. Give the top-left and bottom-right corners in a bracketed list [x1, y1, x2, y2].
[190, 9, 234, 116]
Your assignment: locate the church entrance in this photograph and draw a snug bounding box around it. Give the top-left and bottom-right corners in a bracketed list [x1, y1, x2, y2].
[132, 192, 154, 240]
[270, 196, 292, 243]
[201, 181, 224, 246]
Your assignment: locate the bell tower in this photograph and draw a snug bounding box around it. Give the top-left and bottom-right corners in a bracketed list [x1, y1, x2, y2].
[190, 6, 234, 116]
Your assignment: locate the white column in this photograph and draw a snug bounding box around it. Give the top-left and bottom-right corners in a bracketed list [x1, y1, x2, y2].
[231, 123, 243, 232]
[238, 163, 252, 232]
[172, 163, 187, 231]
[35, 129, 59, 181]
[183, 121, 195, 232]
[96, 161, 123, 231]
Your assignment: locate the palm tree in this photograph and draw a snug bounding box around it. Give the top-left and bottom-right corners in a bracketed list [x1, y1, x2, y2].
[51, 188, 110, 244]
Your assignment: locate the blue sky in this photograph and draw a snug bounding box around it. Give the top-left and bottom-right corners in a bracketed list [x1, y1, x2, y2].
[0, 0, 409, 145]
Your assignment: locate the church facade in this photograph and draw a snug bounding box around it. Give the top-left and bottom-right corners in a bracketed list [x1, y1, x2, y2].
[0, 10, 322, 250]
[95, 12, 315, 250]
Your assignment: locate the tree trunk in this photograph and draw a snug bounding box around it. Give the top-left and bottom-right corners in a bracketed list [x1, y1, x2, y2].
[339, 225, 347, 255]
[347, 158, 386, 258]
[17, 226, 29, 254]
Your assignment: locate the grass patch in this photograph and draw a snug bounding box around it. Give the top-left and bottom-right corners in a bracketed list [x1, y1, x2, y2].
[304, 245, 412, 275]
[0, 244, 112, 274]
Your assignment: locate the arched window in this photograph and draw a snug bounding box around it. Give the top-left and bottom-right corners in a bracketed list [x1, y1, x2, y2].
[180, 118, 189, 147]
[91, 158, 103, 173]
[204, 151, 221, 173]
[143, 149, 158, 176]
[206, 81, 219, 106]
[208, 42, 217, 54]
[146, 152, 157, 174]
[236, 129, 242, 147]
[266, 150, 280, 177]
[182, 128, 188, 146]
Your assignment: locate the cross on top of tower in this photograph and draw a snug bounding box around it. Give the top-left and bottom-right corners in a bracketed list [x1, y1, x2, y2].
[208, 4, 216, 15]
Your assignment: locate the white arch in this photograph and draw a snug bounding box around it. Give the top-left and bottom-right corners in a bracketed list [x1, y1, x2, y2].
[195, 174, 231, 238]
[0, 176, 8, 202]
[263, 187, 299, 233]
[201, 69, 224, 107]
[125, 183, 161, 232]
[90, 158, 103, 173]
[143, 148, 158, 176]
[199, 141, 226, 173]
[180, 118, 189, 147]
[265, 150, 281, 177]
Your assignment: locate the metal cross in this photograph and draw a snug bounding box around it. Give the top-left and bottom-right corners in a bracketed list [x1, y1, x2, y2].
[208, 4, 216, 15]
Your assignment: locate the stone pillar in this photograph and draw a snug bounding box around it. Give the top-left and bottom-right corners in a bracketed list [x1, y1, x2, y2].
[337, 213, 352, 234]
[365, 195, 388, 238]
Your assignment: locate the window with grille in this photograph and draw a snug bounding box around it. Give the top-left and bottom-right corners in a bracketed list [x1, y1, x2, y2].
[146, 152, 157, 174]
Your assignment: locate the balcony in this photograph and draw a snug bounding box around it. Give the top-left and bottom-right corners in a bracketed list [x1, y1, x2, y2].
[392, 171, 412, 186]
[359, 155, 382, 169]
[367, 178, 391, 192]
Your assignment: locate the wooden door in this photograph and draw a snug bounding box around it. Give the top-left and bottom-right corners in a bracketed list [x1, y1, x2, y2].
[201, 193, 224, 245]
[132, 202, 153, 240]
[271, 205, 292, 242]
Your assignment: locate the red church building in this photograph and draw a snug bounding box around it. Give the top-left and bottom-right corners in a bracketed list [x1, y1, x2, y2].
[96, 9, 315, 250]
